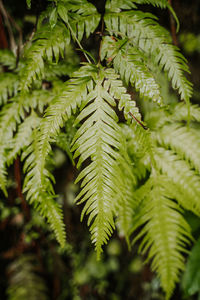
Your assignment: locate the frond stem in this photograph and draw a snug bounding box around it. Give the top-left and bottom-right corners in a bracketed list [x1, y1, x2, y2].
[66, 20, 92, 64]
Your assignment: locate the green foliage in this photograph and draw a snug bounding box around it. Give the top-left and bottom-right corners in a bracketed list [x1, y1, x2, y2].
[7, 255, 48, 300]
[0, 0, 199, 299]
[181, 237, 200, 298]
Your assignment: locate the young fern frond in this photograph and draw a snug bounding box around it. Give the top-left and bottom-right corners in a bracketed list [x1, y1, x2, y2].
[104, 9, 192, 103]
[22, 130, 66, 247]
[132, 178, 192, 299]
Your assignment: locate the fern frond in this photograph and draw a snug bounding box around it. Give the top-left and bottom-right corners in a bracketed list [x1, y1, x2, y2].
[133, 179, 192, 299]
[7, 112, 41, 165]
[0, 73, 19, 105]
[22, 130, 66, 247]
[171, 102, 200, 122]
[72, 66, 135, 258]
[104, 10, 193, 102]
[38, 65, 94, 176]
[0, 49, 17, 70]
[115, 132, 138, 245]
[133, 0, 168, 8]
[0, 95, 29, 194]
[105, 0, 137, 12]
[101, 36, 162, 105]
[154, 148, 200, 215]
[7, 255, 48, 300]
[155, 124, 200, 173]
[57, 0, 101, 41]
[103, 67, 142, 121]
[20, 23, 70, 91]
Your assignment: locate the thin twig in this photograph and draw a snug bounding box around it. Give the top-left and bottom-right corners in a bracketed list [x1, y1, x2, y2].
[168, 0, 178, 46]
[0, 0, 17, 52]
[66, 20, 92, 64]
[129, 112, 148, 130]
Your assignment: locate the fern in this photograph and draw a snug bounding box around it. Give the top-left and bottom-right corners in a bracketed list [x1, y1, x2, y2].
[132, 177, 192, 299]
[7, 255, 48, 300]
[0, 49, 17, 70]
[0, 1, 199, 298]
[101, 36, 163, 105]
[22, 129, 66, 247]
[104, 8, 192, 103]
[57, 0, 101, 41]
[20, 23, 71, 91]
[0, 73, 18, 104]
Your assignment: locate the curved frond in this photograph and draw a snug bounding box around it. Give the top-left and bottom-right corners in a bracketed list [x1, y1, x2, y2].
[155, 124, 200, 173]
[154, 148, 200, 215]
[22, 130, 66, 247]
[106, 0, 137, 12]
[57, 0, 101, 41]
[133, 179, 192, 299]
[0, 49, 17, 70]
[171, 102, 200, 122]
[20, 23, 70, 91]
[101, 36, 162, 105]
[38, 65, 94, 175]
[0, 73, 18, 105]
[133, 0, 168, 8]
[104, 10, 193, 102]
[7, 112, 41, 165]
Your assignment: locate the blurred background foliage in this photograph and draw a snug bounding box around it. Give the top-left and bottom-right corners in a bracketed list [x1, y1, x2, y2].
[0, 0, 200, 299]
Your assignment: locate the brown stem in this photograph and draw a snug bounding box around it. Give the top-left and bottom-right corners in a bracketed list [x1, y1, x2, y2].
[14, 157, 30, 221]
[168, 0, 178, 46]
[0, 0, 16, 51]
[0, 12, 7, 48]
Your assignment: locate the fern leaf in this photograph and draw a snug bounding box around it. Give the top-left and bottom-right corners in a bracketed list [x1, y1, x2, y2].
[0, 96, 29, 194]
[133, 179, 192, 299]
[0, 73, 19, 105]
[22, 130, 66, 247]
[57, 0, 101, 41]
[7, 255, 48, 300]
[154, 148, 200, 215]
[106, 0, 137, 12]
[38, 65, 94, 176]
[104, 10, 193, 102]
[133, 0, 168, 8]
[0, 49, 17, 70]
[155, 124, 200, 173]
[7, 112, 41, 165]
[171, 102, 200, 122]
[20, 23, 70, 91]
[72, 67, 128, 258]
[101, 36, 162, 105]
[115, 132, 138, 245]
